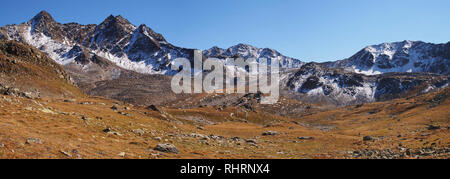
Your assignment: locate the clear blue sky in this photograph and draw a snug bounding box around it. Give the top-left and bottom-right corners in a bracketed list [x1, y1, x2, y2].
[0, 0, 449, 62]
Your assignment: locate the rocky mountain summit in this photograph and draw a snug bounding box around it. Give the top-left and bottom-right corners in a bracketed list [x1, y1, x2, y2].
[0, 11, 303, 75]
[285, 40, 449, 105]
[203, 44, 305, 68]
[0, 11, 195, 74]
[1, 11, 448, 77]
[325, 40, 450, 75]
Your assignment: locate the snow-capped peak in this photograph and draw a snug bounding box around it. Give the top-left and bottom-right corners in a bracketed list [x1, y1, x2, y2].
[328, 40, 449, 75]
[203, 44, 305, 68]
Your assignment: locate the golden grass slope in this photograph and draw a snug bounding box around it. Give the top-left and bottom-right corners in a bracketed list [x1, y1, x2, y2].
[0, 86, 448, 159]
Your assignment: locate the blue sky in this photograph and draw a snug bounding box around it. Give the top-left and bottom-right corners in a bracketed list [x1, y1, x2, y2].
[0, 0, 449, 62]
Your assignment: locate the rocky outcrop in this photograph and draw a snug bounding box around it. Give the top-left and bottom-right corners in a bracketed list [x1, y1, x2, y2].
[0, 39, 81, 97]
[284, 63, 449, 105]
[154, 143, 179, 154]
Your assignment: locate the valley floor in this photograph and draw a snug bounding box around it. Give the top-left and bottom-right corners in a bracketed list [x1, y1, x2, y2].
[0, 88, 448, 159]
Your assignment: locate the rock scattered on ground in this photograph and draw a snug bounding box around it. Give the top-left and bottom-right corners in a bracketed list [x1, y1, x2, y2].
[132, 129, 145, 136]
[262, 131, 279, 136]
[60, 150, 72, 157]
[147, 105, 161, 113]
[190, 133, 209, 140]
[103, 128, 112, 133]
[352, 147, 449, 159]
[428, 125, 441, 130]
[26, 138, 42, 144]
[102, 128, 122, 136]
[298, 136, 315, 140]
[363, 136, 375, 141]
[154, 144, 179, 154]
[111, 105, 119, 111]
[63, 99, 76, 103]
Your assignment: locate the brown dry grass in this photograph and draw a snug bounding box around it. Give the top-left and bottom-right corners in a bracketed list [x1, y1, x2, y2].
[0, 88, 448, 159]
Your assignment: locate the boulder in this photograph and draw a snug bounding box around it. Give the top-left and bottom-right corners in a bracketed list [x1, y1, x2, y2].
[147, 105, 161, 112]
[298, 136, 315, 140]
[428, 125, 441, 130]
[262, 131, 279, 136]
[363, 136, 375, 141]
[154, 144, 179, 154]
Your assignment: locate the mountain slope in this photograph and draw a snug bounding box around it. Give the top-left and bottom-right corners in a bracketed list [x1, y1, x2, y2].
[60, 44, 193, 106]
[203, 44, 304, 68]
[0, 39, 82, 97]
[1, 11, 449, 107]
[283, 63, 449, 105]
[1, 11, 305, 75]
[325, 40, 450, 75]
[1, 12, 448, 77]
[1, 11, 196, 74]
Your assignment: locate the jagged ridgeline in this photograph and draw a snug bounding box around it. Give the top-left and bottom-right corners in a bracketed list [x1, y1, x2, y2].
[0, 11, 448, 76]
[324, 40, 450, 75]
[283, 63, 449, 105]
[0, 11, 304, 74]
[0, 11, 448, 106]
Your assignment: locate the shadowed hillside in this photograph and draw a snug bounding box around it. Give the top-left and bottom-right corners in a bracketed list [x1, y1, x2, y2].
[0, 40, 83, 98]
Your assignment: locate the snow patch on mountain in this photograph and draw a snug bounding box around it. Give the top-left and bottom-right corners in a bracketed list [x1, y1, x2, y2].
[285, 64, 377, 103]
[203, 44, 305, 69]
[284, 63, 449, 105]
[22, 26, 76, 65]
[328, 40, 450, 75]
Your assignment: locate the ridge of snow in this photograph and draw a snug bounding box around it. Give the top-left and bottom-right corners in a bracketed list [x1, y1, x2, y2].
[341, 41, 449, 75]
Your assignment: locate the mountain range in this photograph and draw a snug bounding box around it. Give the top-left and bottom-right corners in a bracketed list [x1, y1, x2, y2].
[0, 11, 449, 105]
[0, 11, 448, 159]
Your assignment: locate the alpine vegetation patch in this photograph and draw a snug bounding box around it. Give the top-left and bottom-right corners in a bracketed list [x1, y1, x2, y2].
[171, 50, 280, 104]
